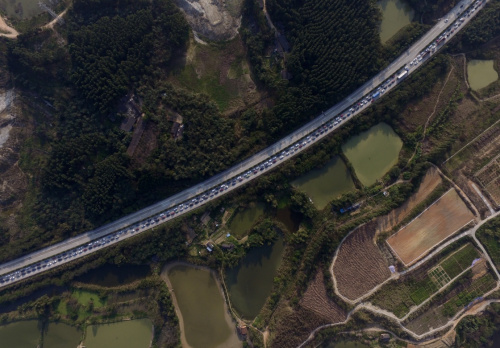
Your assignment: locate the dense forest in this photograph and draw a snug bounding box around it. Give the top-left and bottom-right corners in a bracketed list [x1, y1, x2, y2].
[267, 0, 382, 128]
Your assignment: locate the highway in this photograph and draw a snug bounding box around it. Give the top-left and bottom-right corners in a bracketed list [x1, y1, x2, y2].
[0, 0, 486, 287]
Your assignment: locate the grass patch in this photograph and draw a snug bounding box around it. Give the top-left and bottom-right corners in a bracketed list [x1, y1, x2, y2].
[476, 217, 500, 270]
[56, 300, 68, 316]
[72, 289, 106, 308]
[440, 244, 479, 278]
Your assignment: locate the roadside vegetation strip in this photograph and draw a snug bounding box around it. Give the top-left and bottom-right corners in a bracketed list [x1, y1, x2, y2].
[386, 188, 476, 266]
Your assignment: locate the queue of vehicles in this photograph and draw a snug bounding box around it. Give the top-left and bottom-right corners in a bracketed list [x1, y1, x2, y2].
[0, 0, 486, 288]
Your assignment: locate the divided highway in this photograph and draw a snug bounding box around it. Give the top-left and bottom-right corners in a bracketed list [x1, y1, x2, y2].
[0, 0, 486, 287]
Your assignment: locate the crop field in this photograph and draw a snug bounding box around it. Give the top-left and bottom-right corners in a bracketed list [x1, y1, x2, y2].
[333, 221, 391, 301]
[386, 189, 475, 266]
[405, 269, 497, 335]
[370, 243, 480, 318]
[299, 271, 347, 323]
[475, 154, 500, 206]
[376, 167, 442, 234]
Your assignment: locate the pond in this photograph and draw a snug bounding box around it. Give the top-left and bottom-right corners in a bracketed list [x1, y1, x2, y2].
[44, 322, 81, 348]
[378, 0, 414, 44]
[276, 207, 301, 233]
[85, 319, 152, 348]
[225, 237, 285, 319]
[0, 320, 40, 348]
[467, 60, 499, 91]
[0, 0, 43, 19]
[292, 156, 355, 210]
[342, 123, 403, 187]
[75, 263, 151, 287]
[228, 202, 265, 238]
[165, 264, 241, 348]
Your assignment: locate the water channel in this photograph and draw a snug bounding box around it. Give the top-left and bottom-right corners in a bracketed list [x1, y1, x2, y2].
[378, 0, 414, 44]
[225, 237, 285, 319]
[165, 264, 241, 348]
[76, 263, 151, 287]
[292, 156, 355, 210]
[85, 319, 153, 348]
[0, 0, 43, 19]
[342, 123, 402, 187]
[467, 59, 499, 91]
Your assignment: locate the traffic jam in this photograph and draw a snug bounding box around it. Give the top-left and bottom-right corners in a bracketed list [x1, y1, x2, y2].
[0, 0, 486, 287]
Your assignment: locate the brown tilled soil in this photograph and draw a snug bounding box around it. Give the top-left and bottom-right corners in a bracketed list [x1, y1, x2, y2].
[269, 305, 330, 348]
[299, 271, 347, 323]
[376, 167, 442, 234]
[387, 189, 475, 266]
[333, 221, 391, 301]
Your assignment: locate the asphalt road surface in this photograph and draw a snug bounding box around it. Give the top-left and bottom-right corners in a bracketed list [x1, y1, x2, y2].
[0, 0, 485, 287]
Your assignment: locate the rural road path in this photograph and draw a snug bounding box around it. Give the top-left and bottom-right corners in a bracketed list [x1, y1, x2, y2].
[0, 15, 18, 39]
[42, 8, 68, 30]
[471, 182, 496, 216]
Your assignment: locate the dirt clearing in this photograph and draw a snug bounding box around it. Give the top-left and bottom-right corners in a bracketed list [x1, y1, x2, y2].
[0, 16, 18, 39]
[299, 271, 347, 323]
[387, 189, 475, 266]
[376, 167, 442, 234]
[333, 221, 391, 301]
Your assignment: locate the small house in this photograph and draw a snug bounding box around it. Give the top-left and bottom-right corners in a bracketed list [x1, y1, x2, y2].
[380, 333, 390, 342]
[237, 324, 248, 336]
[206, 242, 215, 253]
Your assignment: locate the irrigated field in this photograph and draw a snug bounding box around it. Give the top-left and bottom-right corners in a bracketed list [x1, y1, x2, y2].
[387, 189, 475, 266]
[376, 167, 442, 234]
[333, 221, 391, 301]
[300, 271, 347, 322]
[370, 243, 480, 318]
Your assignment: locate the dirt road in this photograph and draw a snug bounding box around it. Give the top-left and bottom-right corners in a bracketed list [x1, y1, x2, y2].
[0, 16, 18, 39]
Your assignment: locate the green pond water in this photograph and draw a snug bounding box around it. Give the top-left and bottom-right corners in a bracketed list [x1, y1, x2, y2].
[167, 265, 241, 348]
[292, 156, 355, 210]
[342, 123, 403, 187]
[226, 237, 285, 319]
[378, 0, 414, 44]
[229, 202, 265, 238]
[0, 0, 43, 19]
[85, 319, 152, 348]
[44, 322, 81, 348]
[76, 264, 150, 287]
[0, 320, 40, 348]
[467, 60, 499, 91]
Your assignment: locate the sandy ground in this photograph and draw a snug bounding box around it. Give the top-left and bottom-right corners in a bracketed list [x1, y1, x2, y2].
[0, 16, 18, 39]
[387, 189, 476, 266]
[160, 262, 242, 348]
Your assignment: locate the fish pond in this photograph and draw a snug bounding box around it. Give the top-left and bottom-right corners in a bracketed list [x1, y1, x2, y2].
[292, 156, 355, 210]
[75, 263, 150, 287]
[44, 322, 81, 348]
[0, 320, 40, 348]
[228, 202, 265, 238]
[166, 264, 241, 348]
[225, 237, 285, 319]
[85, 319, 152, 348]
[342, 123, 402, 187]
[378, 0, 414, 44]
[467, 60, 499, 91]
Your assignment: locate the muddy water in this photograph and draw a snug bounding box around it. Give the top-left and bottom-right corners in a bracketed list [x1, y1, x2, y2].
[378, 0, 414, 44]
[225, 237, 285, 319]
[0, 0, 43, 19]
[44, 322, 81, 348]
[342, 123, 402, 187]
[228, 202, 265, 238]
[165, 264, 241, 348]
[292, 157, 355, 210]
[467, 60, 499, 91]
[0, 320, 39, 348]
[85, 319, 152, 348]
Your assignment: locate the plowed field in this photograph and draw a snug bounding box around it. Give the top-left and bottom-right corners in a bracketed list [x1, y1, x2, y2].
[333, 221, 391, 300]
[387, 189, 475, 266]
[376, 167, 442, 233]
[300, 271, 347, 322]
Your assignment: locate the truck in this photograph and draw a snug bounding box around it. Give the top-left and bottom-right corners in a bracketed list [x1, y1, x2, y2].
[372, 91, 380, 100]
